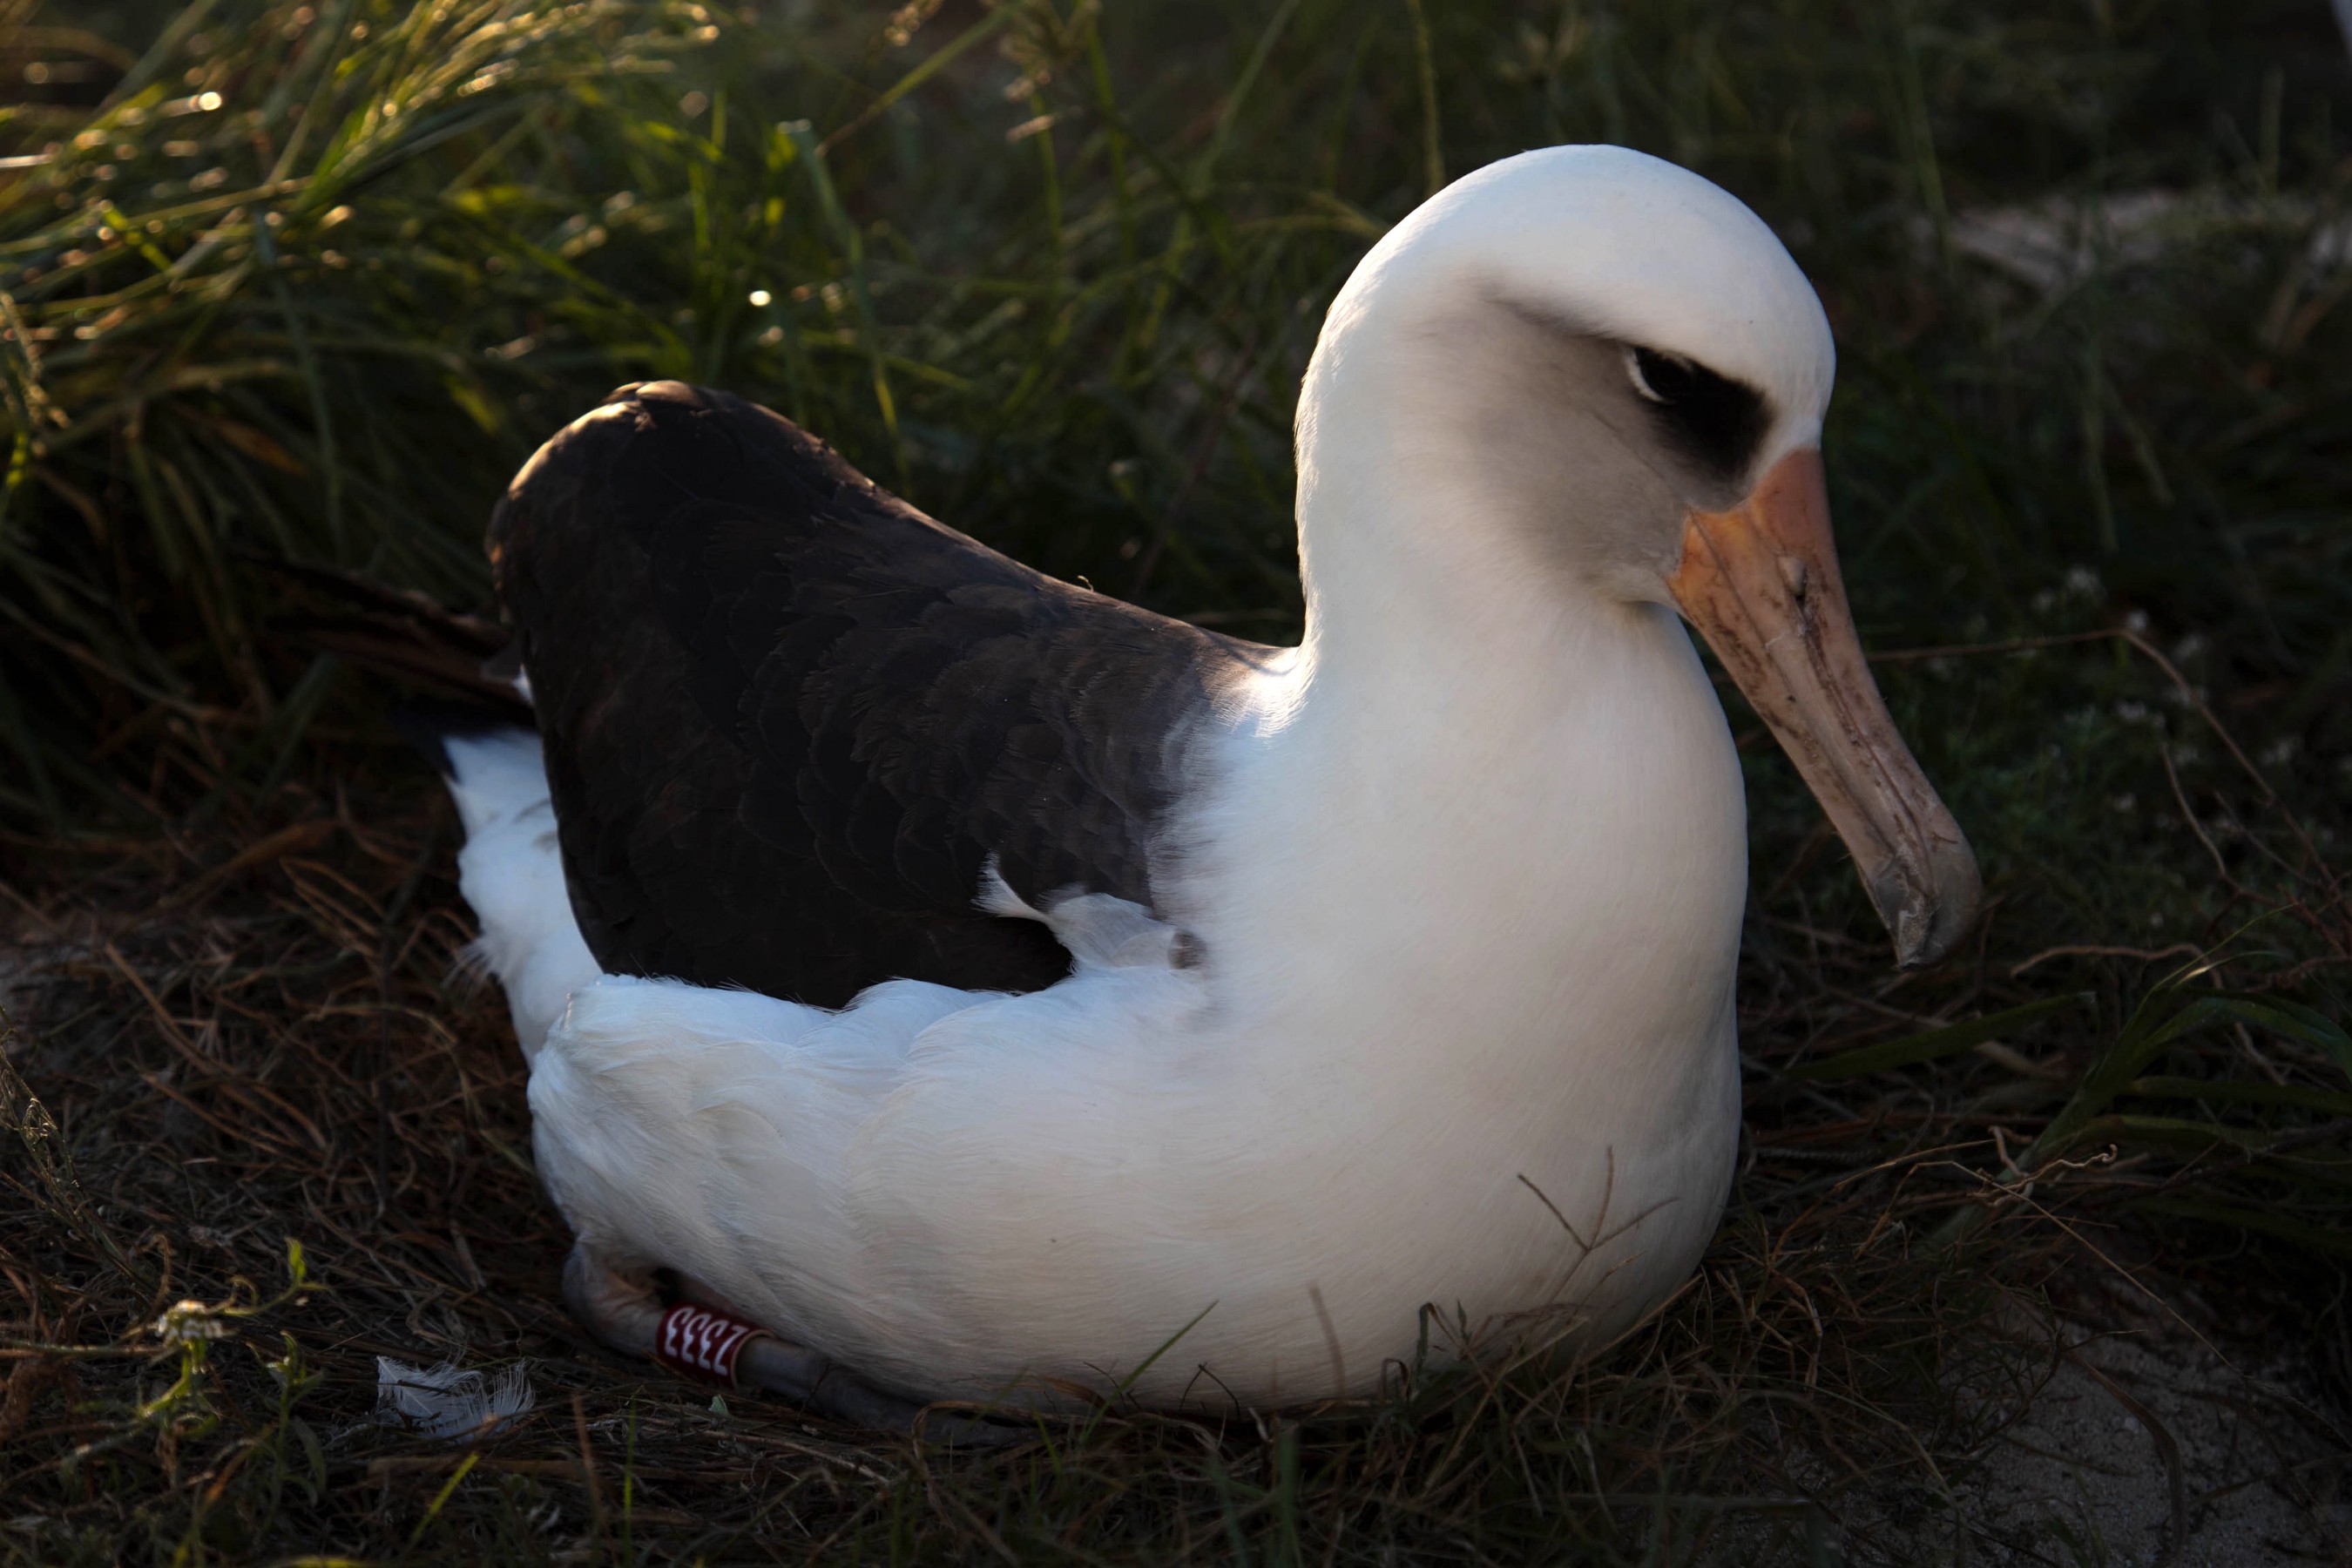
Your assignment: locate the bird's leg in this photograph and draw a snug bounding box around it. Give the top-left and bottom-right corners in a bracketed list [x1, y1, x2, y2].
[559, 1243, 1024, 1445]
[559, 1243, 663, 1355]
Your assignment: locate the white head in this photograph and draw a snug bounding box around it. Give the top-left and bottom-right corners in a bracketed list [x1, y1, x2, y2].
[1301, 145, 1833, 603]
[1295, 145, 1979, 968]
[1357, 145, 1833, 449]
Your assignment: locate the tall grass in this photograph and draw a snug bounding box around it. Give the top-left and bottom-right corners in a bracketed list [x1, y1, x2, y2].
[2, 0, 2349, 1561]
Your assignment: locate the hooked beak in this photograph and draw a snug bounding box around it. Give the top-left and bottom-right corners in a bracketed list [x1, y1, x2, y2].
[1668, 449, 1981, 969]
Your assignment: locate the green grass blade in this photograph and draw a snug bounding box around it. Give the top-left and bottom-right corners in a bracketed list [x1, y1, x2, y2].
[1786, 993, 2093, 1080]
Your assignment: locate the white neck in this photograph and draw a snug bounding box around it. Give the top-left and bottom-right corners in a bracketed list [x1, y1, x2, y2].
[1176, 303, 1753, 1098]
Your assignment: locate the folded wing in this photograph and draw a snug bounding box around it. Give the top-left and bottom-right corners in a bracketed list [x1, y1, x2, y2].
[490, 381, 1267, 1008]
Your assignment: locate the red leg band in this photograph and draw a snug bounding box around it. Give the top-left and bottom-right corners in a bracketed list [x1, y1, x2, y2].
[651, 1301, 770, 1387]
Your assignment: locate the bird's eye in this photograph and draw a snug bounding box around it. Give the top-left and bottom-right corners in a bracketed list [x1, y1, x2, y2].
[1623, 345, 1693, 405]
[1617, 341, 1772, 484]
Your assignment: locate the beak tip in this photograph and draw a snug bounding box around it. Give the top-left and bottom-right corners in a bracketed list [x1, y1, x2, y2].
[1878, 838, 1984, 970]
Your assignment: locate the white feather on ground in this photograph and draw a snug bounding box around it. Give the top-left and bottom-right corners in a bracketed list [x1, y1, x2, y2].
[374, 1356, 536, 1442]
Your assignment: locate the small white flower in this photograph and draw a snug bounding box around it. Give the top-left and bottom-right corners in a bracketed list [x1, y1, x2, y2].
[153, 1300, 228, 1346]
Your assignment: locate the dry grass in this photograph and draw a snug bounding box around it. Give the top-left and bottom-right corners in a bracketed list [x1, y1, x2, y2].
[4, 0, 2352, 1561]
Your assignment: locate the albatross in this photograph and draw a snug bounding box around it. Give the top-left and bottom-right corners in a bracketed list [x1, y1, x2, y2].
[420, 144, 1979, 1427]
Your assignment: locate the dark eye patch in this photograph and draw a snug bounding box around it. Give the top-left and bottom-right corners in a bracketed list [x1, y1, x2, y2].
[1627, 346, 1770, 486]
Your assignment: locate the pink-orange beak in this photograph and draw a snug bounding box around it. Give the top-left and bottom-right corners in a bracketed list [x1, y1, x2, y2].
[1668, 449, 1980, 968]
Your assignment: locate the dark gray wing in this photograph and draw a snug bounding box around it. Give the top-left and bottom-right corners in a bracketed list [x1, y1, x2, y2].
[490, 381, 1268, 1008]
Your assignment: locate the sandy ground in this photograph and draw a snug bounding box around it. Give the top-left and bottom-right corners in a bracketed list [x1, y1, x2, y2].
[1839, 1265, 2352, 1568]
[1950, 1335, 2343, 1565]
